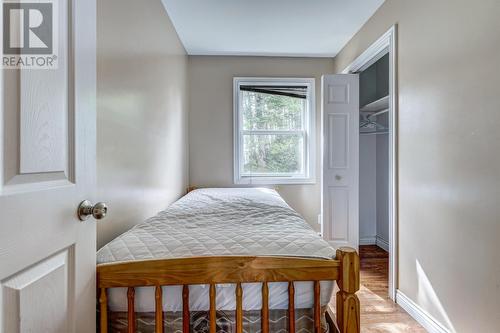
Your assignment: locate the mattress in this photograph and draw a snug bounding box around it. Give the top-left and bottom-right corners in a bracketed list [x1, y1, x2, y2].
[97, 188, 337, 312]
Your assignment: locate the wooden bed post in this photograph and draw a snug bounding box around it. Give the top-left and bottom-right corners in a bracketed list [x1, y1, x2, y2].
[335, 247, 360, 333]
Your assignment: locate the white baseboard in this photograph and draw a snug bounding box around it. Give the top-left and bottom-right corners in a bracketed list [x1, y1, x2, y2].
[376, 236, 389, 252]
[396, 290, 450, 333]
[359, 236, 376, 245]
[359, 236, 389, 252]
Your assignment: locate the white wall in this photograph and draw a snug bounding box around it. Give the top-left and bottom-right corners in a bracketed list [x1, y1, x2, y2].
[359, 135, 377, 242]
[334, 0, 500, 331]
[359, 132, 389, 247]
[376, 133, 389, 244]
[96, 0, 189, 248]
[188, 56, 334, 230]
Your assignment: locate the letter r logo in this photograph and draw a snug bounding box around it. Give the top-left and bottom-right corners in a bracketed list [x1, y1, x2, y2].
[3, 2, 53, 55]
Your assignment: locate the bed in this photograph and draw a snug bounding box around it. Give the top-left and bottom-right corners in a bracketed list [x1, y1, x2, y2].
[97, 188, 360, 333]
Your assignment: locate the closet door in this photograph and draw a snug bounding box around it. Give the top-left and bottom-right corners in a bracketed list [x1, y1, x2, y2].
[321, 74, 359, 249]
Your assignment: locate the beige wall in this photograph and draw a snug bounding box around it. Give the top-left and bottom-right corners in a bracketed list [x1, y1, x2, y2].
[188, 56, 334, 230]
[97, 0, 188, 248]
[334, 1, 500, 331]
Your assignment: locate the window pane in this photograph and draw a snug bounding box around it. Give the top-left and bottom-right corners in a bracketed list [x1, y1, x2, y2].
[241, 90, 305, 130]
[243, 134, 304, 174]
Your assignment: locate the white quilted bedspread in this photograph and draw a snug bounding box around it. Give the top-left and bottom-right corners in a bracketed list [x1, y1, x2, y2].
[97, 188, 336, 264]
[97, 188, 337, 311]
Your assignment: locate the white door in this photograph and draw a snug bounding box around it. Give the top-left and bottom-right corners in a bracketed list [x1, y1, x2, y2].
[0, 1, 96, 332]
[321, 74, 359, 249]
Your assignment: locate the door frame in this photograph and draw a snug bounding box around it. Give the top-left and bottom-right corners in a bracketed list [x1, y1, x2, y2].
[342, 25, 398, 300]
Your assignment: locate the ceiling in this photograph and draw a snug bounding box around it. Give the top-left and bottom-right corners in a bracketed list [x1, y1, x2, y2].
[160, 0, 385, 57]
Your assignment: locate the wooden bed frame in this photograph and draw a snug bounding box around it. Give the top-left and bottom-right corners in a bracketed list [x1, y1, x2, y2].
[97, 248, 360, 333]
[97, 187, 360, 333]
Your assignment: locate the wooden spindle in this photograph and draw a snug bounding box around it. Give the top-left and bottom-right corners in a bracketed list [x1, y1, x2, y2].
[127, 287, 136, 333]
[288, 282, 295, 333]
[209, 284, 216, 333]
[236, 283, 243, 333]
[336, 247, 361, 333]
[99, 288, 108, 333]
[314, 281, 321, 333]
[261, 282, 269, 333]
[183, 285, 190, 333]
[155, 286, 163, 333]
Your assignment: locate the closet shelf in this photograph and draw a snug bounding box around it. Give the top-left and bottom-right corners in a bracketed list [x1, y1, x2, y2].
[360, 95, 389, 112]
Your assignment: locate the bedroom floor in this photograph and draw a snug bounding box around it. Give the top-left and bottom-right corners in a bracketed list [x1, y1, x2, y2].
[329, 245, 426, 333]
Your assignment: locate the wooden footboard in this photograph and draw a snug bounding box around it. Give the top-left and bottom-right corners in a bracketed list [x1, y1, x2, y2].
[96, 247, 360, 333]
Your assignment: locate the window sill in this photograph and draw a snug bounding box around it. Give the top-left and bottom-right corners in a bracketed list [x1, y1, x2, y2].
[234, 177, 316, 185]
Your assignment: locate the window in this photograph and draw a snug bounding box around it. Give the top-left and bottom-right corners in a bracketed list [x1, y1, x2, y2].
[233, 77, 316, 184]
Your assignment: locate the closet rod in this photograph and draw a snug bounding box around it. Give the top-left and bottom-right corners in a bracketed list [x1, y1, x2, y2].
[367, 108, 389, 119]
[360, 131, 389, 136]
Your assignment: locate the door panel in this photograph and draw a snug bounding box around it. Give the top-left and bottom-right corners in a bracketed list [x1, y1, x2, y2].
[0, 1, 96, 332]
[327, 187, 349, 241]
[322, 74, 359, 249]
[2, 250, 72, 333]
[19, 66, 69, 174]
[328, 113, 349, 169]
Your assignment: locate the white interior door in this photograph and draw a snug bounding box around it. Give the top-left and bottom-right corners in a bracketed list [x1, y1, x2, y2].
[0, 1, 96, 332]
[321, 74, 359, 249]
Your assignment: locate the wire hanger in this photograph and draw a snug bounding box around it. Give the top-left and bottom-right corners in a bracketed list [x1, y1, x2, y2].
[360, 108, 388, 134]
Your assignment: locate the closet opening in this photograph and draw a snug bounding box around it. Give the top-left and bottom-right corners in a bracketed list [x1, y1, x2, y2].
[359, 53, 389, 254]
[358, 53, 391, 296]
[342, 26, 397, 300]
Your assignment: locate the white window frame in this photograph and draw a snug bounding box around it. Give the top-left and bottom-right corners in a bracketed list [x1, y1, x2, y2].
[233, 77, 316, 185]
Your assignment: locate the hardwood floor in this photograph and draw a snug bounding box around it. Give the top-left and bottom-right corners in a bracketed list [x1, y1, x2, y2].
[329, 245, 426, 333]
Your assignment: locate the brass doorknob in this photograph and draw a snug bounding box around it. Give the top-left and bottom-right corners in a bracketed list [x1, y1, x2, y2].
[77, 200, 108, 221]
